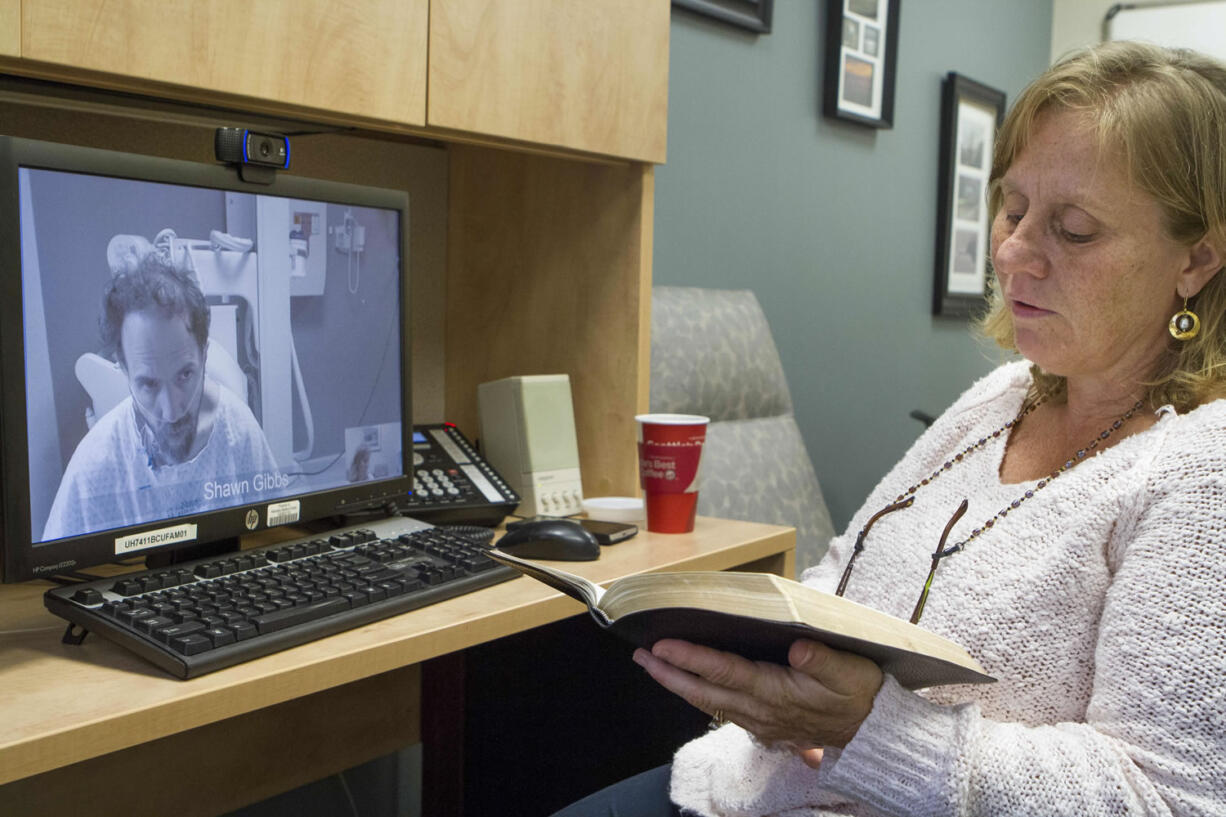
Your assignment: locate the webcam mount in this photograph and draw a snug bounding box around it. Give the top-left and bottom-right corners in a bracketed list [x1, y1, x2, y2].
[214, 127, 290, 184]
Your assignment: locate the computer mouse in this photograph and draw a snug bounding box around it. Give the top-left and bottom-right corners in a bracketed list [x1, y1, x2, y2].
[495, 518, 600, 561]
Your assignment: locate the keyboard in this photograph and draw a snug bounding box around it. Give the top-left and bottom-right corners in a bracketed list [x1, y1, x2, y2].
[43, 516, 517, 679]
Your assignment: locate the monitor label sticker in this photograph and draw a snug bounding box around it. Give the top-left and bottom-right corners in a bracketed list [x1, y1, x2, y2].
[267, 500, 301, 527]
[114, 524, 198, 555]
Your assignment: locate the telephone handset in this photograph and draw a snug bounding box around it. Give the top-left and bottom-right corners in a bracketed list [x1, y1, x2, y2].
[403, 423, 520, 528]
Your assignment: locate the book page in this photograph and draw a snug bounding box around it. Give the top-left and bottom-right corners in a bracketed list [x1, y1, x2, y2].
[602, 572, 794, 620]
[487, 549, 605, 609]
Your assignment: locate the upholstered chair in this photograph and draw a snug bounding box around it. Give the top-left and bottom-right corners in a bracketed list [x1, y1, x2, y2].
[650, 286, 836, 574]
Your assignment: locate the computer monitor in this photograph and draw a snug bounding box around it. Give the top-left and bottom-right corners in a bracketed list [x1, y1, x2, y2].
[0, 135, 412, 582]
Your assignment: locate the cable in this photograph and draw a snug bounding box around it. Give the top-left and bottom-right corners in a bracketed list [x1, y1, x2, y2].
[290, 334, 316, 461]
[438, 525, 497, 546]
[342, 210, 364, 295]
[282, 268, 399, 479]
[337, 770, 360, 817]
[280, 126, 358, 138]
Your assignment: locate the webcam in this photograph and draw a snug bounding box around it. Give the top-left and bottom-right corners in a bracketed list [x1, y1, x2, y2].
[215, 127, 290, 184]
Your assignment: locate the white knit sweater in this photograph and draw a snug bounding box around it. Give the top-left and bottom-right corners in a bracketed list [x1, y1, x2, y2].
[669, 361, 1226, 817]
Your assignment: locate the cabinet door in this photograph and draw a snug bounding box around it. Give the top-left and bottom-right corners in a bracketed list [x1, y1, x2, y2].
[1, 0, 17, 56]
[429, 0, 669, 162]
[19, 0, 428, 125]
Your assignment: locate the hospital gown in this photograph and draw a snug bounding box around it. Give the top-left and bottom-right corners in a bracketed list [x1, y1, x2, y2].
[42, 384, 282, 541]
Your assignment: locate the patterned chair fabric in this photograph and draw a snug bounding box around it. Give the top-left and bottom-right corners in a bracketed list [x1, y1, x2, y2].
[650, 286, 835, 573]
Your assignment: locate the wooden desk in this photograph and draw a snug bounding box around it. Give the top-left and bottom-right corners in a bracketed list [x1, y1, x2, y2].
[0, 517, 794, 816]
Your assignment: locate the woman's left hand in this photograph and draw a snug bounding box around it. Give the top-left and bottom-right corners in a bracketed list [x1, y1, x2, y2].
[633, 638, 884, 763]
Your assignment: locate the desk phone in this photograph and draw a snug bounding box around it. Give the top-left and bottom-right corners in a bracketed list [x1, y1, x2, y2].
[403, 424, 520, 527]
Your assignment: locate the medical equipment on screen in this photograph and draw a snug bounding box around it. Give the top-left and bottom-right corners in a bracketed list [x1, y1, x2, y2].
[336, 207, 366, 295]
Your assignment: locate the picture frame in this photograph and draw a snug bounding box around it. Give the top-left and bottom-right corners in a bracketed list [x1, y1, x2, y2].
[672, 0, 774, 33]
[933, 72, 1006, 317]
[822, 0, 900, 128]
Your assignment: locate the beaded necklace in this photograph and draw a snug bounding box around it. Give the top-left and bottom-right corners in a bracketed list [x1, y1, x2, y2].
[899, 393, 1145, 555]
[836, 392, 1148, 623]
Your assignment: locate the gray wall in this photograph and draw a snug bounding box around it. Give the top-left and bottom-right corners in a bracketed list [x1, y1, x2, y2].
[655, 1, 1052, 532]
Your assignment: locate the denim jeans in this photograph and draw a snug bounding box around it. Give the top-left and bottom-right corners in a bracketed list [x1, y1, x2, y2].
[548, 764, 691, 817]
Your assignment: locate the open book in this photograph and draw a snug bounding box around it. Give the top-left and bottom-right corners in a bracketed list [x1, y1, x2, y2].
[488, 549, 994, 690]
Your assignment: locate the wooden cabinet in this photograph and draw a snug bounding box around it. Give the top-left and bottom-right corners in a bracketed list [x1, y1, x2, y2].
[16, 0, 429, 125]
[0, 0, 17, 57]
[428, 0, 669, 162]
[7, 0, 669, 162]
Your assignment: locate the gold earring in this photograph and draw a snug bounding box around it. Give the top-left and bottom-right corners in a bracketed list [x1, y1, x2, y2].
[1169, 296, 1200, 341]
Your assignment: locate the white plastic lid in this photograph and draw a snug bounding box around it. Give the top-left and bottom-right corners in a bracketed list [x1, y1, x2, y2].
[582, 496, 645, 523]
[634, 413, 710, 425]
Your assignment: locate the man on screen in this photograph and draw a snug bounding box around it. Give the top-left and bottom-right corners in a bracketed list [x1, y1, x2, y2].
[42, 254, 282, 541]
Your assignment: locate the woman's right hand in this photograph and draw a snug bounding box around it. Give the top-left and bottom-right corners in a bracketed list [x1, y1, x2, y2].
[634, 638, 883, 751]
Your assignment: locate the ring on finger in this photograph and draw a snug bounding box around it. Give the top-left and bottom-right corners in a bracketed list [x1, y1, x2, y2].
[708, 708, 728, 730]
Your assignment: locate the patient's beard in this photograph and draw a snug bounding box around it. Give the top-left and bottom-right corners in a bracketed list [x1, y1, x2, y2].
[158, 411, 198, 463]
[134, 381, 203, 467]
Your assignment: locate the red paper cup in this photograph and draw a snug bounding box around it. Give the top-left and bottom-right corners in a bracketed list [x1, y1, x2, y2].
[635, 413, 710, 533]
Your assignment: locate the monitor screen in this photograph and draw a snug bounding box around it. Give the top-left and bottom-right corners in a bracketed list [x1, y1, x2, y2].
[0, 136, 412, 581]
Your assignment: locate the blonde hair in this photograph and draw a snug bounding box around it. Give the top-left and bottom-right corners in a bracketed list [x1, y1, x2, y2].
[979, 41, 1226, 411]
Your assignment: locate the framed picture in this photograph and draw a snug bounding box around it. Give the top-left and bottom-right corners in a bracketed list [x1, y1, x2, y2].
[822, 0, 900, 128]
[673, 0, 774, 33]
[933, 72, 1006, 317]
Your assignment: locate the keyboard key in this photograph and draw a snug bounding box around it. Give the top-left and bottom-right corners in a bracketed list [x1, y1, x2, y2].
[170, 633, 213, 655]
[204, 627, 236, 647]
[253, 596, 350, 634]
[377, 580, 407, 597]
[142, 574, 170, 591]
[117, 606, 154, 625]
[112, 579, 142, 596]
[72, 588, 104, 606]
[155, 620, 206, 644]
[136, 615, 174, 634]
[194, 563, 222, 579]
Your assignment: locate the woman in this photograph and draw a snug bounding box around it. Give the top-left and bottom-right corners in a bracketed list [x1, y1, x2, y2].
[556, 41, 1226, 816]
